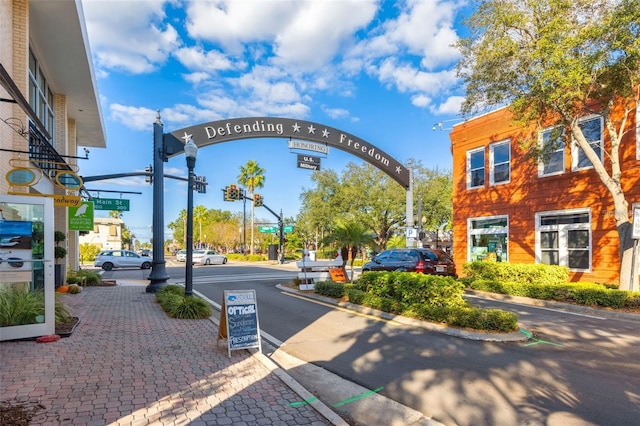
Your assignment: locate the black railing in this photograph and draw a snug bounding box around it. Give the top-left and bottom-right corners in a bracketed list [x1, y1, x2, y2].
[28, 121, 73, 177]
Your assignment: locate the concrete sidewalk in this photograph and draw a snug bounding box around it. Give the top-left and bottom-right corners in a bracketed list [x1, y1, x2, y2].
[0, 283, 345, 426]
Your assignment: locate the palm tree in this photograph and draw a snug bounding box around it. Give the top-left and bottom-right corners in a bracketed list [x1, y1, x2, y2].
[237, 160, 265, 255]
[193, 205, 208, 248]
[325, 220, 374, 282]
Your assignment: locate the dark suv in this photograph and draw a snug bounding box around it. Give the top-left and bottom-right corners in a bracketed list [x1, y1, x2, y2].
[362, 248, 457, 277]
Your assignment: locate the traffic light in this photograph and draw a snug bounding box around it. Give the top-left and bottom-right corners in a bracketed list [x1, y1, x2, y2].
[254, 193, 263, 207]
[144, 165, 153, 184]
[224, 185, 233, 201]
[229, 184, 239, 200]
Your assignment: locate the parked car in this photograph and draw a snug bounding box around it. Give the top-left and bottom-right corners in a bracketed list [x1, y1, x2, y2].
[176, 250, 187, 262]
[94, 249, 152, 271]
[362, 248, 457, 277]
[192, 249, 227, 266]
[138, 249, 151, 257]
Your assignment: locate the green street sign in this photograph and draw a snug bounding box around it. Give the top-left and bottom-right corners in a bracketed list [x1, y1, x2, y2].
[259, 226, 277, 233]
[68, 201, 94, 231]
[93, 198, 130, 211]
[283, 226, 294, 233]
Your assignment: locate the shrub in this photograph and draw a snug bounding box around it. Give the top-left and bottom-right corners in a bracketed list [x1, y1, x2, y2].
[68, 284, 82, 294]
[463, 261, 569, 286]
[169, 296, 212, 319]
[67, 269, 101, 286]
[314, 281, 345, 298]
[156, 285, 212, 319]
[0, 288, 72, 326]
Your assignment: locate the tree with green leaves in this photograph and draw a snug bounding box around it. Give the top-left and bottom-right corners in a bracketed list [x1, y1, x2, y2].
[193, 205, 208, 247]
[324, 219, 374, 282]
[238, 160, 266, 254]
[456, 0, 639, 290]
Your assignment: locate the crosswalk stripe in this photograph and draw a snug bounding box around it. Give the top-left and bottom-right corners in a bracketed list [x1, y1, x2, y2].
[172, 273, 296, 285]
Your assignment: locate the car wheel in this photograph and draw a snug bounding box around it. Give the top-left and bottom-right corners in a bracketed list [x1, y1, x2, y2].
[222, 258, 227, 264]
[205, 259, 210, 265]
[141, 262, 151, 269]
[102, 263, 114, 271]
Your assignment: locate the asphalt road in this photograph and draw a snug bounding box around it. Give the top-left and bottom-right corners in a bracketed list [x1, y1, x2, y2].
[100, 261, 640, 426]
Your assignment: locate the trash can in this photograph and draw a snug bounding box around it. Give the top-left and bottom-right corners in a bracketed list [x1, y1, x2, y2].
[268, 244, 278, 261]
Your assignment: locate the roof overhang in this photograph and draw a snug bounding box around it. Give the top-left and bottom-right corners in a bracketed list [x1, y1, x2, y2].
[29, 0, 106, 149]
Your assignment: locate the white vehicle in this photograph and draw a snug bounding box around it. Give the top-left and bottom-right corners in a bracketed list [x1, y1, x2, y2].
[192, 249, 227, 266]
[176, 250, 187, 262]
[94, 250, 152, 271]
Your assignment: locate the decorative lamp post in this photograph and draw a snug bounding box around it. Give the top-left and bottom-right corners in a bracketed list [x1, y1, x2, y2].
[184, 137, 198, 297]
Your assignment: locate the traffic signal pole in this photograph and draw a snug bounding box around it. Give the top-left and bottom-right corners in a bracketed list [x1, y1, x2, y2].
[221, 187, 285, 264]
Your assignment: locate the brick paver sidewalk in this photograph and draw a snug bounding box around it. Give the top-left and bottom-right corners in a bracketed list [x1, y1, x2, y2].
[0, 285, 333, 425]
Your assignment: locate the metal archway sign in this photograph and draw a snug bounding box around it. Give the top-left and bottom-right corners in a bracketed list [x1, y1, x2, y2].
[147, 115, 410, 293]
[164, 117, 410, 188]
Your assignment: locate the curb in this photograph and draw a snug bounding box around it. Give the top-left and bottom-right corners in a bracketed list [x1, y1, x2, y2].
[158, 282, 349, 426]
[275, 284, 528, 342]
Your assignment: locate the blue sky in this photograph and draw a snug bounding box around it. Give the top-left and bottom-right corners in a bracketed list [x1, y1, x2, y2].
[80, 0, 471, 243]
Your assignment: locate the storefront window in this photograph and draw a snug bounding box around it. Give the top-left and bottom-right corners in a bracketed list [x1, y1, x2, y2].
[468, 216, 508, 262]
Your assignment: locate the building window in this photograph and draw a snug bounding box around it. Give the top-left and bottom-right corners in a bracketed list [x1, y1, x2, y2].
[539, 127, 565, 176]
[572, 116, 603, 171]
[468, 216, 508, 262]
[489, 140, 510, 185]
[109, 225, 118, 237]
[467, 148, 485, 189]
[28, 49, 55, 138]
[536, 209, 591, 271]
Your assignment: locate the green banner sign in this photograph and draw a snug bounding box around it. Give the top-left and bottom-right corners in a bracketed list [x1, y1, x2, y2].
[259, 226, 277, 233]
[283, 226, 294, 233]
[68, 201, 94, 231]
[93, 198, 130, 211]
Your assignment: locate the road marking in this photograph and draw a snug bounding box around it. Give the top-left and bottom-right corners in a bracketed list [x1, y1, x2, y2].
[282, 292, 403, 325]
[465, 294, 607, 320]
[289, 387, 384, 408]
[519, 329, 563, 347]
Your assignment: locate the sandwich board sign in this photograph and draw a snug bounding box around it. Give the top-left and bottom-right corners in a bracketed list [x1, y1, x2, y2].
[218, 289, 261, 357]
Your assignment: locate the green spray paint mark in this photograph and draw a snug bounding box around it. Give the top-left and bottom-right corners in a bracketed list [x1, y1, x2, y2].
[520, 328, 563, 347]
[332, 387, 385, 408]
[289, 397, 318, 407]
[525, 339, 563, 347]
[289, 386, 385, 408]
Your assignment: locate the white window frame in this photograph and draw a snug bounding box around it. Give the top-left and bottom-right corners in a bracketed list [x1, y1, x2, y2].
[467, 215, 509, 262]
[466, 147, 485, 189]
[538, 126, 565, 177]
[535, 208, 592, 272]
[489, 139, 510, 185]
[28, 49, 55, 138]
[571, 115, 603, 171]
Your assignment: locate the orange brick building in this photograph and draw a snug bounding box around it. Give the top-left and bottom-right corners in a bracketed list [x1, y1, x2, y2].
[449, 102, 639, 285]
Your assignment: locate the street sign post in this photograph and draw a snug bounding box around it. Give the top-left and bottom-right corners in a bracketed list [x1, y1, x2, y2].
[93, 198, 130, 211]
[258, 225, 278, 233]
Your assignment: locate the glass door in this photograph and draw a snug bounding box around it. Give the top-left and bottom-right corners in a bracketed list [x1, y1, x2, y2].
[0, 195, 54, 341]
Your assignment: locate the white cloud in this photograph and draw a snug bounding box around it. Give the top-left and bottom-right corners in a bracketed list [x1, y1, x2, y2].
[272, 0, 378, 72]
[173, 46, 240, 72]
[433, 95, 464, 115]
[411, 94, 432, 108]
[322, 106, 350, 119]
[83, 0, 181, 74]
[109, 104, 157, 131]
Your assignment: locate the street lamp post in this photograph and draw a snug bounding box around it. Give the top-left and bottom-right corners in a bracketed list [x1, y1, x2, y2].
[184, 137, 198, 297]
